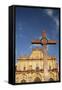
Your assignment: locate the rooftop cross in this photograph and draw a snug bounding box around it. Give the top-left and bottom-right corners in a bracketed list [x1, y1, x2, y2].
[32, 31, 56, 45]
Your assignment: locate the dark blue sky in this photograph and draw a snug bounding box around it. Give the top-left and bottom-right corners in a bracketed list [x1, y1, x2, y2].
[16, 7, 60, 63]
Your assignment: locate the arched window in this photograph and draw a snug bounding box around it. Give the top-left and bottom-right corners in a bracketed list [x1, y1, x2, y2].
[21, 79, 26, 83]
[49, 78, 54, 81]
[36, 64, 39, 71]
[36, 66, 39, 71]
[23, 66, 26, 71]
[49, 66, 51, 70]
[34, 77, 41, 82]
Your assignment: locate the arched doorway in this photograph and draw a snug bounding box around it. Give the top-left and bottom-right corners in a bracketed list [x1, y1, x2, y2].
[34, 77, 41, 82]
[21, 79, 26, 83]
[49, 78, 54, 81]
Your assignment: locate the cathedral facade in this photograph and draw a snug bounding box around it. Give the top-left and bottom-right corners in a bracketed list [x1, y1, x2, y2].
[15, 48, 59, 83]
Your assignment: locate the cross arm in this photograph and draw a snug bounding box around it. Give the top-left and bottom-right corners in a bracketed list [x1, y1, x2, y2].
[32, 40, 41, 44]
[47, 40, 56, 44]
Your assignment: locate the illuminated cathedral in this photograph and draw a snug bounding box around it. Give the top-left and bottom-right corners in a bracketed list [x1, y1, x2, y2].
[15, 32, 59, 83]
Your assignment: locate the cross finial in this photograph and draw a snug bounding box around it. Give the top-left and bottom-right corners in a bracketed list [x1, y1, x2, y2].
[42, 31, 46, 38]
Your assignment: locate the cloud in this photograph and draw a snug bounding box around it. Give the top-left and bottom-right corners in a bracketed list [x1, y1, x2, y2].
[16, 22, 28, 39]
[29, 45, 32, 49]
[16, 21, 23, 31]
[19, 26, 23, 31]
[39, 36, 42, 40]
[45, 9, 59, 30]
[46, 9, 53, 16]
[54, 18, 59, 28]
[18, 23, 23, 31]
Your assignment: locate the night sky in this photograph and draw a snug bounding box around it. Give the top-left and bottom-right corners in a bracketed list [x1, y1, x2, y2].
[15, 6, 60, 63]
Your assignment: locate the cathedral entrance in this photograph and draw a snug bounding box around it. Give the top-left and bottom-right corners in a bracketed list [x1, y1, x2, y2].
[34, 77, 41, 82]
[21, 79, 26, 83]
[49, 78, 54, 81]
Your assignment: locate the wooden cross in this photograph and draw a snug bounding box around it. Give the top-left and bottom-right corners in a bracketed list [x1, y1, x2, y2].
[32, 31, 56, 46]
[32, 31, 56, 81]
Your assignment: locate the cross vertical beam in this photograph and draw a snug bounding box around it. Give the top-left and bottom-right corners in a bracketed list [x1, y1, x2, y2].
[32, 31, 56, 81]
